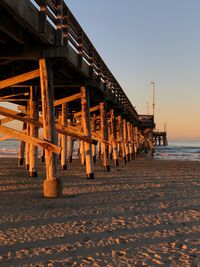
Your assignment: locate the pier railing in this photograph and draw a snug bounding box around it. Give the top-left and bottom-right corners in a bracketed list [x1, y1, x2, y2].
[28, 0, 138, 120]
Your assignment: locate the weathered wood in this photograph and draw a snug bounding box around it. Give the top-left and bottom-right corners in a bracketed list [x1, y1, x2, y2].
[0, 124, 60, 154]
[0, 134, 12, 141]
[18, 122, 26, 166]
[80, 140, 85, 166]
[39, 0, 47, 33]
[25, 123, 30, 170]
[0, 69, 40, 90]
[0, 105, 97, 144]
[100, 102, 110, 172]
[68, 136, 74, 163]
[55, 0, 63, 45]
[118, 116, 126, 163]
[97, 141, 101, 161]
[128, 122, 133, 160]
[39, 58, 62, 197]
[74, 105, 100, 117]
[133, 126, 138, 159]
[29, 86, 39, 177]
[91, 114, 96, 163]
[61, 103, 67, 170]
[110, 109, 119, 166]
[123, 119, 130, 162]
[81, 86, 94, 179]
[54, 93, 81, 107]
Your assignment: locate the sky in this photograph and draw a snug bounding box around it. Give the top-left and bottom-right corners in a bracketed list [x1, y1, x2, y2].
[65, 0, 200, 141]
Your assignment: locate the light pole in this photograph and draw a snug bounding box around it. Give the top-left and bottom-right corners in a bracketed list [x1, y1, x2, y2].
[146, 102, 149, 115]
[151, 82, 156, 116]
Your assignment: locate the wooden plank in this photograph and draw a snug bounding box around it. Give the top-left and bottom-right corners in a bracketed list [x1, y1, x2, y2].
[54, 93, 81, 107]
[0, 125, 61, 154]
[74, 104, 100, 117]
[0, 134, 12, 141]
[0, 105, 97, 144]
[0, 69, 40, 90]
[0, 106, 42, 128]
[81, 86, 94, 178]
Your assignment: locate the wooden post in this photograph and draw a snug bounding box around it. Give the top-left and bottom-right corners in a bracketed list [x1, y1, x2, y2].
[80, 140, 85, 166]
[118, 116, 126, 164]
[81, 86, 94, 179]
[100, 102, 110, 171]
[68, 136, 73, 163]
[133, 126, 138, 159]
[29, 86, 39, 177]
[25, 104, 30, 170]
[108, 121, 113, 160]
[61, 103, 67, 170]
[128, 123, 134, 160]
[41, 149, 45, 162]
[91, 114, 96, 163]
[18, 122, 26, 165]
[123, 119, 130, 162]
[39, 58, 62, 197]
[110, 110, 119, 166]
[97, 141, 101, 161]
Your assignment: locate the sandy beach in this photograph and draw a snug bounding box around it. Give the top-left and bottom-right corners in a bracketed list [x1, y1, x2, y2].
[0, 157, 200, 266]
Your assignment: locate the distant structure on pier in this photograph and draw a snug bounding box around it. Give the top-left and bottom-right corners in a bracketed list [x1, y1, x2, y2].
[153, 131, 168, 146]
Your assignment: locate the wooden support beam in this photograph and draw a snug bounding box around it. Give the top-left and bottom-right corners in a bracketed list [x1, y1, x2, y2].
[100, 102, 110, 172]
[39, 0, 47, 33]
[74, 105, 100, 117]
[18, 122, 26, 166]
[54, 93, 81, 107]
[0, 125, 60, 154]
[91, 114, 97, 163]
[118, 115, 126, 164]
[29, 86, 39, 177]
[133, 126, 138, 159]
[123, 119, 130, 162]
[128, 122, 134, 160]
[0, 105, 96, 145]
[0, 69, 40, 90]
[81, 86, 94, 179]
[0, 134, 12, 141]
[39, 58, 62, 197]
[56, 0, 63, 45]
[61, 103, 67, 170]
[110, 109, 119, 166]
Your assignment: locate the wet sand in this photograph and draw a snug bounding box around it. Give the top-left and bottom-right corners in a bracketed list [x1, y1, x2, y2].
[0, 157, 200, 266]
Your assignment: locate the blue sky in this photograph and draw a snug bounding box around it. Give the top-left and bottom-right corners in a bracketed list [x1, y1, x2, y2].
[66, 0, 200, 140]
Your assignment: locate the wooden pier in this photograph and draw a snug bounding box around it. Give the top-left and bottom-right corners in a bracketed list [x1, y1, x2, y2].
[153, 131, 168, 146]
[0, 0, 155, 197]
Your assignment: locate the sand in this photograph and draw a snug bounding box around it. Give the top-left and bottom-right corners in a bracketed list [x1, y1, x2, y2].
[0, 157, 200, 266]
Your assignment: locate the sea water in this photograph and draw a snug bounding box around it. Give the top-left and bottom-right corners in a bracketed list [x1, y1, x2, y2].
[1, 139, 200, 161]
[0, 139, 79, 158]
[154, 140, 200, 161]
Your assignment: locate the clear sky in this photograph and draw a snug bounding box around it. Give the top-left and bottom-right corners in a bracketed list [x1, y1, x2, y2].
[66, 0, 200, 141]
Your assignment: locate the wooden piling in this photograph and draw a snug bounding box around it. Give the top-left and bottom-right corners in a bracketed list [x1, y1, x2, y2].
[81, 86, 94, 179]
[123, 119, 130, 162]
[110, 109, 119, 166]
[133, 126, 138, 159]
[29, 86, 39, 177]
[61, 103, 67, 170]
[91, 114, 96, 163]
[39, 58, 62, 197]
[18, 122, 26, 166]
[100, 102, 110, 172]
[118, 116, 126, 164]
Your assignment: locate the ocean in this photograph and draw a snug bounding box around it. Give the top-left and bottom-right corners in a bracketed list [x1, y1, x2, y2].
[154, 140, 200, 161]
[1, 139, 200, 161]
